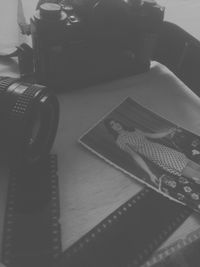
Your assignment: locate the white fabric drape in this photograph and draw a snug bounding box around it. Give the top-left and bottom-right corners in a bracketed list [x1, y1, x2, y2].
[0, 0, 38, 54]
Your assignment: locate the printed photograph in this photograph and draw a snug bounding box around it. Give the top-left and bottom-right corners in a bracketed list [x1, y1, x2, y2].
[80, 97, 200, 212]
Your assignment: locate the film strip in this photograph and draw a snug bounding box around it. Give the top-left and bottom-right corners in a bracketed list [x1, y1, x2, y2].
[57, 187, 192, 267]
[1, 154, 61, 267]
[0, 154, 195, 267]
[142, 226, 200, 267]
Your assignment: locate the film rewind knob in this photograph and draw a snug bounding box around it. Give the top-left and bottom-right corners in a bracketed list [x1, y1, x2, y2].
[39, 3, 62, 20]
[143, 0, 157, 6]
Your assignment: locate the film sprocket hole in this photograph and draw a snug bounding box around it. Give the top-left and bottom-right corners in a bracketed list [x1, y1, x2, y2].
[29, 0, 165, 91]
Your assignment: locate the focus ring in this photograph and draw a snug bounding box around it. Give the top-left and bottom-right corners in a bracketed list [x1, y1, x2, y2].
[0, 77, 19, 93]
[11, 84, 43, 116]
[8, 84, 44, 163]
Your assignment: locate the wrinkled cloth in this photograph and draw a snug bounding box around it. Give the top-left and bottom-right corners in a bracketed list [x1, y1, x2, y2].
[0, 0, 38, 53]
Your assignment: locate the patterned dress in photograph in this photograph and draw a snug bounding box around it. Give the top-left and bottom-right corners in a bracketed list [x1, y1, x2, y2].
[116, 129, 189, 177]
[117, 129, 200, 209]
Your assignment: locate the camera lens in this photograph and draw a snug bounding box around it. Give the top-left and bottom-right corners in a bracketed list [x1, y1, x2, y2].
[0, 76, 59, 166]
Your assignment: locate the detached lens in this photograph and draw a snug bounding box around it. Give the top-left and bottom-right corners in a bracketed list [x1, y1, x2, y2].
[0, 76, 59, 166]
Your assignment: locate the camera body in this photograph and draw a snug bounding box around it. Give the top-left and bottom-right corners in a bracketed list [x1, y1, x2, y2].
[31, 0, 165, 91]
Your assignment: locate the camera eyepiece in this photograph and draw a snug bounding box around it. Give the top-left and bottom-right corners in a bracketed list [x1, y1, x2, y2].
[0, 77, 59, 166]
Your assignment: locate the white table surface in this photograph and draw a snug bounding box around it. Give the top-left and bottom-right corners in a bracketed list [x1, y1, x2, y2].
[0, 0, 200, 263]
[54, 61, 200, 251]
[1, 56, 200, 267]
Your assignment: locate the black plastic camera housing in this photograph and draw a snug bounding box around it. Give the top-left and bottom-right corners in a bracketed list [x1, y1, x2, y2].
[31, 0, 165, 91]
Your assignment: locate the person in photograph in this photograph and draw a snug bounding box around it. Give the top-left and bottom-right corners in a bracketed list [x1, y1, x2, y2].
[104, 118, 200, 186]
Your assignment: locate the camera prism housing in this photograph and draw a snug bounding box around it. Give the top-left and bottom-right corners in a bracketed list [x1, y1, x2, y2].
[31, 0, 165, 91]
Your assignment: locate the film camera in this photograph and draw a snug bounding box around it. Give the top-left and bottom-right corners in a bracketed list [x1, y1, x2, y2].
[30, 0, 165, 91]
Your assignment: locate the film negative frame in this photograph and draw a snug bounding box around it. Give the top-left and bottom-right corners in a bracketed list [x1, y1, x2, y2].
[2, 154, 61, 267]
[58, 187, 192, 267]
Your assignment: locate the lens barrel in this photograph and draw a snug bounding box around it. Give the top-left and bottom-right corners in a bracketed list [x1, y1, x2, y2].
[0, 77, 59, 166]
